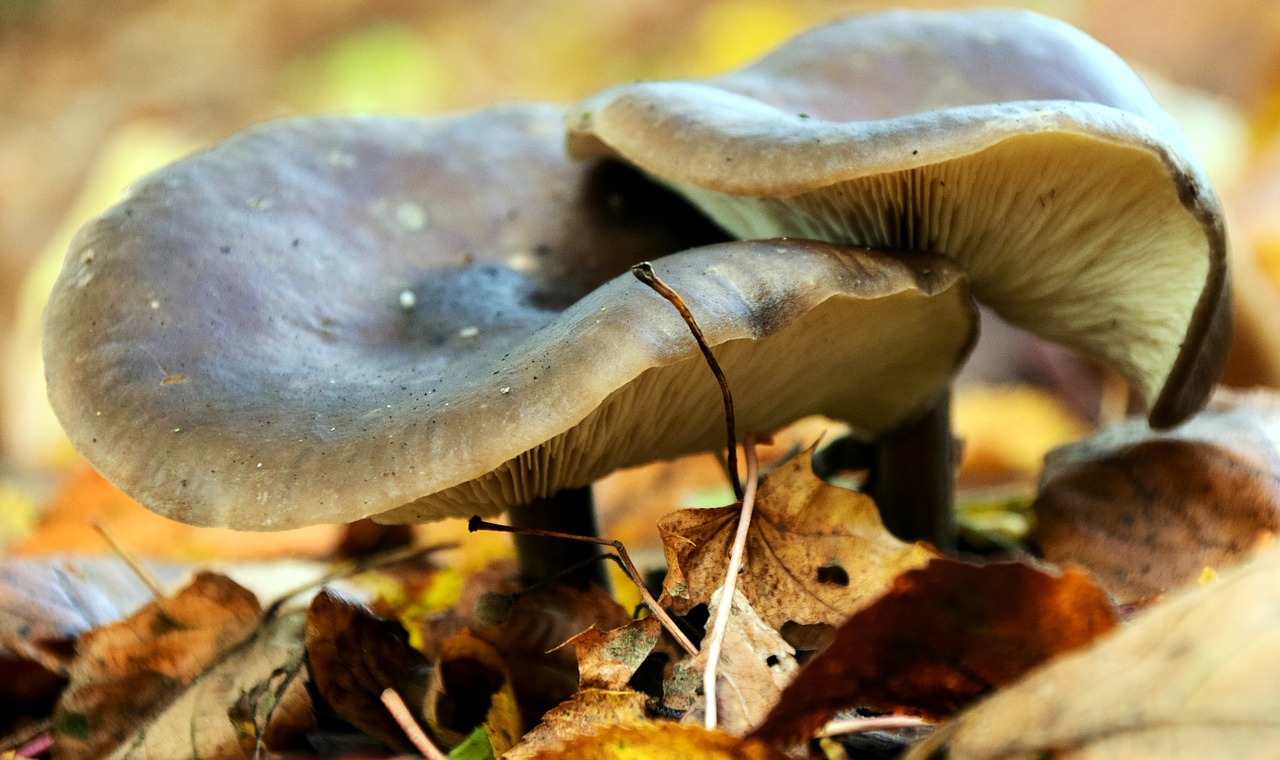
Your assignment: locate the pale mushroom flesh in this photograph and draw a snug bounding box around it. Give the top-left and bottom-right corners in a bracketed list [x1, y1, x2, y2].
[568, 8, 1229, 428]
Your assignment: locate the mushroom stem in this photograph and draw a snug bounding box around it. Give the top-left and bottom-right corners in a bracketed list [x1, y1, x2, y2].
[867, 392, 957, 552]
[506, 486, 609, 590]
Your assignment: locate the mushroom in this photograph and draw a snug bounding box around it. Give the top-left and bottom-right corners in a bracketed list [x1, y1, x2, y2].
[43, 104, 977, 584]
[567, 8, 1229, 544]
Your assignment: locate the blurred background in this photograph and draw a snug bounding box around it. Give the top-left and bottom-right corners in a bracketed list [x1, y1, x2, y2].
[3, 0, 1280, 559]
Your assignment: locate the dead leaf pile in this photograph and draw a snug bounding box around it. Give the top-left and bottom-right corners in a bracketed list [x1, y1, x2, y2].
[12, 391, 1280, 758]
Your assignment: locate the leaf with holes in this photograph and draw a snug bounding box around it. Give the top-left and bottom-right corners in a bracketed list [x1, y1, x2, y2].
[659, 447, 935, 630]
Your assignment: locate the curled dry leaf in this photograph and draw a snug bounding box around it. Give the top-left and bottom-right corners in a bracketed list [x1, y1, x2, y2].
[907, 545, 1280, 760]
[417, 567, 633, 730]
[659, 448, 934, 629]
[526, 722, 789, 760]
[304, 588, 431, 753]
[666, 589, 798, 736]
[750, 558, 1117, 744]
[1032, 388, 1280, 602]
[505, 618, 661, 759]
[561, 616, 664, 691]
[52, 572, 311, 760]
[426, 627, 523, 755]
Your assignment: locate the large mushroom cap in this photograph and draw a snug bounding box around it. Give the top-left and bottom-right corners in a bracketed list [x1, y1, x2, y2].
[568, 8, 1230, 428]
[44, 105, 977, 531]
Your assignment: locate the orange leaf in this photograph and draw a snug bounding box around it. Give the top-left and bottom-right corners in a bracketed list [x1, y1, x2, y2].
[751, 558, 1117, 743]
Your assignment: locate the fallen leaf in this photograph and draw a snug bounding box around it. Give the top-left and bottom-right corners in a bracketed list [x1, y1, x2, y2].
[594, 417, 851, 555]
[906, 544, 1280, 759]
[506, 618, 661, 758]
[51, 572, 312, 759]
[563, 616, 664, 691]
[0, 556, 188, 671]
[507, 689, 649, 759]
[1032, 388, 1280, 602]
[666, 589, 798, 736]
[416, 565, 634, 730]
[425, 627, 523, 755]
[305, 588, 431, 753]
[0, 556, 189, 729]
[750, 558, 1117, 744]
[526, 721, 788, 759]
[659, 448, 934, 630]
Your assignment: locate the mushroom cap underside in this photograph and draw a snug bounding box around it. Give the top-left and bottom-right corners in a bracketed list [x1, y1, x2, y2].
[44, 107, 976, 530]
[568, 8, 1229, 428]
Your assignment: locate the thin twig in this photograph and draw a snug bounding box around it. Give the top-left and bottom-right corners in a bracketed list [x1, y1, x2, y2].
[92, 518, 165, 600]
[632, 261, 743, 500]
[703, 437, 761, 731]
[818, 715, 932, 737]
[469, 517, 698, 655]
[380, 688, 448, 760]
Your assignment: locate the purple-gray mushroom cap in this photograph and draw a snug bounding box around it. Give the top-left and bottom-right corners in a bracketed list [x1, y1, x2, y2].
[43, 105, 977, 530]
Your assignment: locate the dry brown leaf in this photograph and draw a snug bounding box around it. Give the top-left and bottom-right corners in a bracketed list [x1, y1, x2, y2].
[750, 558, 1117, 744]
[666, 589, 798, 736]
[526, 721, 789, 759]
[0, 557, 190, 659]
[52, 572, 311, 759]
[1032, 388, 1280, 602]
[659, 448, 934, 629]
[562, 616, 664, 691]
[304, 588, 431, 753]
[505, 618, 661, 758]
[417, 567, 634, 730]
[907, 544, 1280, 760]
[426, 627, 523, 755]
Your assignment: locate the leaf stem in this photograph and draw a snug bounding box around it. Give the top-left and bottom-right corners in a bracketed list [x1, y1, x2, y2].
[704, 435, 763, 731]
[469, 516, 698, 656]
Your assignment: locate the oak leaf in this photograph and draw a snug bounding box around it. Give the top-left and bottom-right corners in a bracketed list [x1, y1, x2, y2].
[52, 572, 311, 759]
[751, 558, 1117, 743]
[907, 545, 1280, 759]
[1032, 388, 1280, 602]
[659, 448, 934, 629]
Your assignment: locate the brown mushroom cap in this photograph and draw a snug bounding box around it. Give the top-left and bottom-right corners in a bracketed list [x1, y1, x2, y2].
[568, 8, 1230, 428]
[44, 105, 977, 530]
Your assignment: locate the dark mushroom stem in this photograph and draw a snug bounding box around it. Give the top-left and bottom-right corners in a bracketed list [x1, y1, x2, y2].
[506, 486, 610, 590]
[865, 392, 958, 552]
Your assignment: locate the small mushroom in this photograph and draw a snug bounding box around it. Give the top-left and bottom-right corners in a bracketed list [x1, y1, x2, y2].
[568, 9, 1229, 543]
[44, 105, 977, 582]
